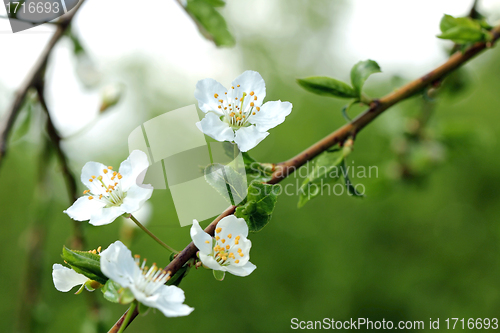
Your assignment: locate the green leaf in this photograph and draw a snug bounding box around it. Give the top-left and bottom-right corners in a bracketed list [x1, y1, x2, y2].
[297, 77, 358, 99]
[213, 269, 226, 281]
[440, 14, 481, 33]
[166, 264, 191, 287]
[437, 26, 486, 44]
[61, 247, 107, 285]
[205, 163, 247, 205]
[101, 280, 121, 303]
[185, 0, 235, 47]
[102, 280, 135, 304]
[438, 14, 487, 44]
[235, 181, 280, 232]
[341, 160, 364, 198]
[298, 149, 344, 208]
[200, 0, 225, 6]
[242, 152, 274, 182]
[350, 60, 381, 96]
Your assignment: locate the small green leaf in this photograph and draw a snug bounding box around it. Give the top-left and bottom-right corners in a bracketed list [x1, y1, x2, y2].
[213, 269, 226, 281]
[166, 264, 191, 287]
[242, 152, 274, 182]
[297, 77, 358, 99]
[102, 280, 135, 304]
[350, 60, 381, 97]
[200, 0, 225, 6]
[437, 26, 486, 44]
[235, 181, 280, 232]
[341, 160, 364, 198]
[102, 280, 121, 303]
[205, 163, 247, 205]
[298, 150, 344, 208]
[438, 14, 487, 44]
[185, 0, 235, 47]
[61, 247, 107, 285]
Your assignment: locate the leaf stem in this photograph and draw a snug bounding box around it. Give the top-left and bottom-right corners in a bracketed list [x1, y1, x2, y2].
[129, 215, 177, 253]
[116, 301, 137, 333]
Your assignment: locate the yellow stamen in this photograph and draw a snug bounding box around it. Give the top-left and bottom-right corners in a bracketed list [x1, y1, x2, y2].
[238, 248, 242, 253]
[254, 96, 257, 100]
[99, 194, 103, 199]
[218, 105, 222, 109]
[226, 245, 230, 249]
[253, 112, 256, 115]
[232, 86, 234, 89]
[221, 239, 226, 244]
[237, 84, 240, 87]
[239, 253, 244, 257]
[219, 99, 223, 103]
[227, 234, 232, 239]
[89, 179, 93, 182]
[103, 169, 108, 174]
[256, 107, 260, 111]
[235, 236, 240, 240]
[214, 93, 218, 98]
[108, 166, 113, 170]
[92, 176, 96, 179]
[205, 240, 210, 244]
[216, 227, 222, 233]
[88, 196, 93, 200]
[117, 174, 122, 179]
[235, 260, 240, 264]
[250, 102, 254, 107]
[215, 236, 220, 240]
[83, 190, 90, 194]
[250, 91, 254, 96]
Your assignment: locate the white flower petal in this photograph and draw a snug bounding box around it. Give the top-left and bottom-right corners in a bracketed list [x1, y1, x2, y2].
[230, 237, 252, 266]
[225, 261, 256, 277]
[233, 126, 269, 152]
[52, 264, 88, 292]
[118, 150, 151, 191]
[64, 196, 106, 221]
[195, 78, 228, 114]
[249, 100, 293, 132]
[81, 161, 109, 195]
[231, 71, 266, 107]
[120, 185, 153, 214]
[217, 215, 249, 238]
[199, 253, 224, 271]
[190, 220, 213, 255]
[149, 285, 194, 317]
[100, 241, 137, 288]
[196, 112, 235, 142]
[89, 206, 126, 226]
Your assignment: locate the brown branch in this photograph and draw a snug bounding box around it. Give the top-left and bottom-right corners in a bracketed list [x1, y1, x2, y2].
[112, 24, 500, 332]
[0, 0, 86, 168]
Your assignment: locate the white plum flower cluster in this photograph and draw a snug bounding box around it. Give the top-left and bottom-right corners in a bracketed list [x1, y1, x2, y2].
[55, 71, 287, 322]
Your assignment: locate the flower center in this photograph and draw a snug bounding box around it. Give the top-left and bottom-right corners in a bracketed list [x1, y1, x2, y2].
[85, 166, 127, 207]
[213, 86, 261, 129]
[134, 255, 171, 296]
[211, 226, 244, 266]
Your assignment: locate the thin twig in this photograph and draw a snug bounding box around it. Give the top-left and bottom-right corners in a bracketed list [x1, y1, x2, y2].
[111, 24, 500, 332]
[0, 0, 85, 168]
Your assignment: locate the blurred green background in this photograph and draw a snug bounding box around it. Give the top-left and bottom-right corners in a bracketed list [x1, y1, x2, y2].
[1, 1, 500, 332]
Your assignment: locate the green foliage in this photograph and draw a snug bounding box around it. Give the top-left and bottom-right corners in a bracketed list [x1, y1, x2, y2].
[235, 181, 280, 232]
[298, 149, 344, 207]
[185, 0, 235, 47]
[341, 160, 364, 197]
[102, 280, 135, 304]
[437, 14, 491, 44]
[297, 76, 358, 99]
[297, 60, 381, 107]
[213, 269, 225, 281]
[61, 247, 107, 285]
[242, 152, 274, 182]
[350, 60, 381, 97]
[204, 163, 247, 205]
